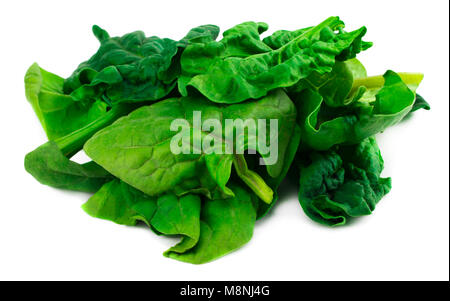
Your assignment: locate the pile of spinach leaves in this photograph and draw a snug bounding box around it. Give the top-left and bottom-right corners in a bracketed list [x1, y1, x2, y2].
[24, 17, 429, 264]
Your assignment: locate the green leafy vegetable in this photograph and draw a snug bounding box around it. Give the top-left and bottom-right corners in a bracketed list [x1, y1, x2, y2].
[262, 26, 312, 49]
[83, 89, 297, 203]
[298, 137, 391, 226]
[178, 21, 273, 95]
[84, 179, 202, 256]
[24, 18, 429, 264]
[410, 93, 431, 113]
[83, 179, 158, 226]
[294, 70, 422, 150]
[180, 16, 371, 103]
[25, 63, 108, 140]
[166, 183, 258, 264]
[25, 141, 112, 192]
[83, 179, 257, 264]
[24, 101, 135, 192]
[64, 25, 219, 104]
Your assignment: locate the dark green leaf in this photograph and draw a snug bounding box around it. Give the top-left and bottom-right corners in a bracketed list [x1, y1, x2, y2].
[298, 137, 391, 226]
[410, 93, 431, 112]
[63, 25, 219, 104]
[25, 141, 112, 192]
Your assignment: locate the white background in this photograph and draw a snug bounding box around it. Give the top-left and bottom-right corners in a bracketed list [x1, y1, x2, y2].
[0, 0, 448, 281]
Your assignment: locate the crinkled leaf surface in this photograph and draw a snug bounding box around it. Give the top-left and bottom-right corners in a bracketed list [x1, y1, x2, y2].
[288, 60, 365, 107]
[22, 18, 430, 264]
[262, 27, 312, 49]
[178, 21, 273, 95]
[64, 24, 219, 104]
[298, 137, 391, 226]
[181, 16, 371, 103]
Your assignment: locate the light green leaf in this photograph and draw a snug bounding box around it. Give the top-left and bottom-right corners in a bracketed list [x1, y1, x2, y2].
[25, 63, 108, 140]
[166, 183, 258, 264]
[84, 89, 297, 202]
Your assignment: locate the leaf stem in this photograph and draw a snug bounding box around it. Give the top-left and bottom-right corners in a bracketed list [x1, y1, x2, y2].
[233, 154, 273, 204]
[55, 104, 130, 157]
[351, 72, 423, 95]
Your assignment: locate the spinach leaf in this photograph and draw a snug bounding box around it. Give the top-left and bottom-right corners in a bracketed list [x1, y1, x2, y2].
[24, 103, 132, 191]
[262, 25, 371, 52]
[180, 16, 371, 103]
[83, 179, 201, 255]
[25, 63, 108, 140]
[23, 19, 430, 264]
[83, 89, 298, 203]
[178, 21, 273, 95]
[84, 179, 257, 264]
[262, 27, 312, 49]
[152, 193, 202, 254]
[25, 141, 112, 192]
[410, 93, 431, 113]
[288, 59, 365, 107]
[83, 179, 158, 226]
[345, 57, 368, 79]
[401, 94, 430, 121]
[298, 137, 391, 226]
[294, 70, 420, 150]
[165, 183, 259, 264]
[64, 25, 219, 104]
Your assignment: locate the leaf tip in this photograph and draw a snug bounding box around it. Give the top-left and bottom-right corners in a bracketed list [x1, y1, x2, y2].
[92, 25, 109, 42]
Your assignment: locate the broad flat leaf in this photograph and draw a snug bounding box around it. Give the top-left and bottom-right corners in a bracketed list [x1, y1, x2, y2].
[152, 194, 201, 254]
[83, 179, 201, 253]
[83, 179, 157, 225]
[166, 183, 258, 264]
[84, 89, 297, 201]
[84, 180, 257, 264]
[25, 63, 108, 140]
[25, 141, 112, 192]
